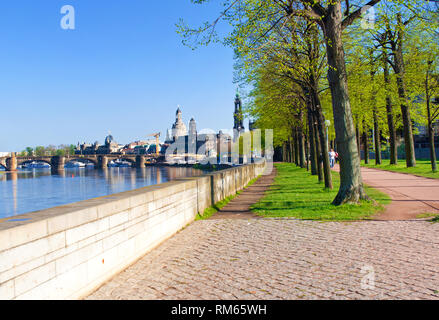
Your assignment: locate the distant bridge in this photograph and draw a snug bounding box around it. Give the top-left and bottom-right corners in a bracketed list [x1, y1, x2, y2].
[0, 154, 164, 171]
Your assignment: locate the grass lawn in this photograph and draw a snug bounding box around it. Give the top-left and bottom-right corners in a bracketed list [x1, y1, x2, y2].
[362, 159, 439, 179]
[251, 163, 391, 221]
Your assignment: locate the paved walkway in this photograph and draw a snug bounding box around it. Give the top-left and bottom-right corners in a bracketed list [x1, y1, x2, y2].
[86, 166, 439, 300]
[209, 168, 276, 220]
[364, 167, 439, 220]
[334, 165, 439, 220]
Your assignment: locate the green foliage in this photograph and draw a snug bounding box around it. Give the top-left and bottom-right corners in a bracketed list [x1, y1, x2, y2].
[178, 0, 439, 206]
[34, 146, 45, 157]
[21, 145, 76, 157]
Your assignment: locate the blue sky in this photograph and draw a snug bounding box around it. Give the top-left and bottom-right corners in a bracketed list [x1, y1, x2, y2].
[0, 0, 241, 151]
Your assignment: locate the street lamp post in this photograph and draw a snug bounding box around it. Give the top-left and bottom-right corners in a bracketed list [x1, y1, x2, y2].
[325, 120, 331, 151]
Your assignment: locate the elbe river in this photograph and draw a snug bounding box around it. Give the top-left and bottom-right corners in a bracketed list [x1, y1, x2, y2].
[0, 166, 205, 220]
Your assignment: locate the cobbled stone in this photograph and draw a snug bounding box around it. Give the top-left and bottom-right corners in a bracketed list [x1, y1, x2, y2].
[86, 218, 439, 300]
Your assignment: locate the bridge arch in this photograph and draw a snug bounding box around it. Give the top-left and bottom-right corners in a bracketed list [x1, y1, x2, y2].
[17, 159, 52, 168]
[108, 157, 136, 167]
[0, 163, 6, 170]
[65, 158, 98, 166]
[117, 157, 136, 163]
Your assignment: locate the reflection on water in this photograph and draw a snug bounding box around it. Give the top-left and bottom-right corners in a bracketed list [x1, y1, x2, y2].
[0, 166, 205, 219]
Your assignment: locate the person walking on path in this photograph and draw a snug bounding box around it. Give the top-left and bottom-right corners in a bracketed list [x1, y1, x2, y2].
[329, 149, 336, 168]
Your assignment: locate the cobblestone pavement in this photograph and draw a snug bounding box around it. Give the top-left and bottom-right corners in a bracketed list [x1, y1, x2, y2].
[87, 217, 439, 300]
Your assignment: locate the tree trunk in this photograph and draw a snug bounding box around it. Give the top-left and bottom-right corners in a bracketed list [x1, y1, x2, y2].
[356, 121, 361, 159]
[363, 120, 369, 164]
[289, 135, 294, 163]
[313, 114, 324, 183]
[298, 112, 306, 168]
[294, 128, 300, 166]
[428, 123, 437, 172]
[369, 65, 382, 166]
[282, 141, 287, 162]
[307, 104, 318, 175]
[324, 3, 366, 204]
[373, 108, 382, 165]
[426, 65, 438, 172]
[312, 89, 333, 189]
[391, 13, 416, 167]
[382, 48, 398, 165]
[305, 130, 310, 171]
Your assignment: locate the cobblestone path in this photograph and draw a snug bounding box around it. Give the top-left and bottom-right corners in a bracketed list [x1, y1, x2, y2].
[87, 166, 439, 300]
[87, 218, 439, 300]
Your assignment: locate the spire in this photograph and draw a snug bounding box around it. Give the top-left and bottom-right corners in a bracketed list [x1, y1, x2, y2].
[233, 91, 245, 137]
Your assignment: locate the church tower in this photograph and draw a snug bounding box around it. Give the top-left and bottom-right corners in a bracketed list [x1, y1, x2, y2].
[233, 91, 244, 140]
[172, 106, 188, 141]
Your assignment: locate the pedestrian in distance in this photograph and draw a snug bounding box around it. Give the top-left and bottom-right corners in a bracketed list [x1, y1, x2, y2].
[329, 149, 336, 168]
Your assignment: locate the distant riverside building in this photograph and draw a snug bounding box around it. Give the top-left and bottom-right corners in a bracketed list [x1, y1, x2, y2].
[413, 120, 439, 156]
[120, 141, 153, 155]
[163, 107, 230, 156]
[76, 134, 163, 156]
[76, 134, 123, 155]
[411, 95, 439, 155]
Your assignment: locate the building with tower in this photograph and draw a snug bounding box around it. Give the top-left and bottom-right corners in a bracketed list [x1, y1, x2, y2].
[163, 107, 224, 156]
[171, 107, 188, 141]
[75, 133, 123, 155]
[233, 92, 245, 140]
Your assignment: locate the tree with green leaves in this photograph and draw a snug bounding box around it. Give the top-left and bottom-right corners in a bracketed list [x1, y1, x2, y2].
[178, 0, 438, 204]
[425, 60, 439, 172]
[25, 147, 33, 156]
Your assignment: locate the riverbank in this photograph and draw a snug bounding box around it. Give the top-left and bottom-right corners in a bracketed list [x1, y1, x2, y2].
[0, 166, 206, 219]
[0, 161, 266, 300]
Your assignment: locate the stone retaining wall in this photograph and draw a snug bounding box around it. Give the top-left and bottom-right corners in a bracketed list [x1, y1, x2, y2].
[0, 161, 266, 300]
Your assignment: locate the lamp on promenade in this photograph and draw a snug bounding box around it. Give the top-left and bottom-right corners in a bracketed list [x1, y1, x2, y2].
[325, 120, 331, 151]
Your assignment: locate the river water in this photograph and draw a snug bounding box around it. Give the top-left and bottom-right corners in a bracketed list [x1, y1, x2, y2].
[0, 166, 205, 219]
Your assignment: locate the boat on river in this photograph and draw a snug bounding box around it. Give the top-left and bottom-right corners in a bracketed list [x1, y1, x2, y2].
[22, 161, 50, 169]
[65, 161, 86, 168]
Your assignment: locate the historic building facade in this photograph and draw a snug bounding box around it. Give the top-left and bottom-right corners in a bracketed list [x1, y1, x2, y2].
[163, 107, 231, 156]
[75, 134, 122, 155]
